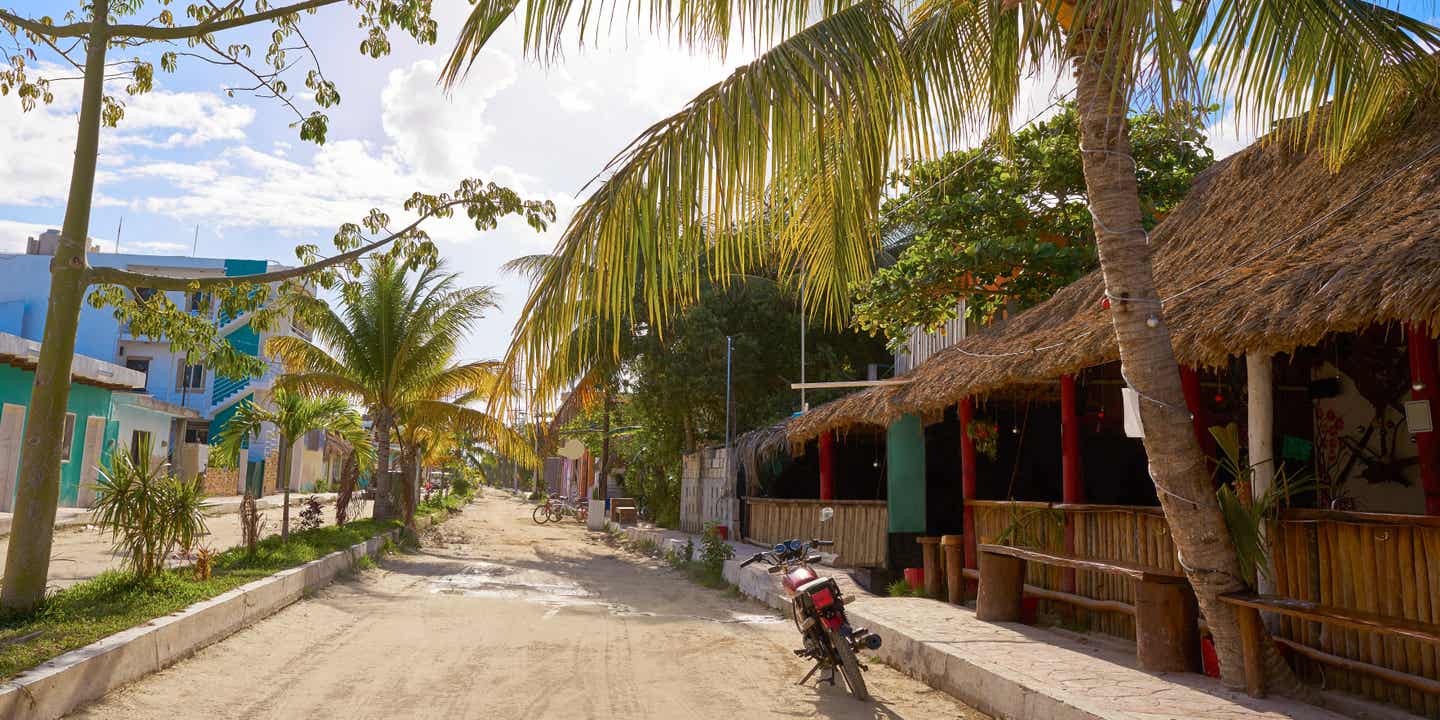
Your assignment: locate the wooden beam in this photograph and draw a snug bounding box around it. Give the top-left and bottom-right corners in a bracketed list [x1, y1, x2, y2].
[1274, 637, 1440, 695]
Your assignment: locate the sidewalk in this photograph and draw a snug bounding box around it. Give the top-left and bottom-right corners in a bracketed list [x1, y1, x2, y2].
[617, 523, 1398, 720]
[0, 492, 339, 537]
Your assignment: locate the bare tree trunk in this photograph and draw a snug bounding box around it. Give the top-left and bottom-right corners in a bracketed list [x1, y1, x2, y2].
[1072, 41, 1300, 694]
[1, 4, 109, 613]
[372, 408, 397, 521]
[279, 440, 292, 541]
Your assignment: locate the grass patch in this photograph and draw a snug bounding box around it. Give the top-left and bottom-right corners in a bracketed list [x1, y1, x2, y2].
[677, 560, 732, 591]
[0, 518, 397, 679]
[416, 492, 473, 524]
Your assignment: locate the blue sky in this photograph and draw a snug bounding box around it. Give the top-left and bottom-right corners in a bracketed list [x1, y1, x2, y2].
[0, 1, 758, 362]
[2, 1, 1436, 363]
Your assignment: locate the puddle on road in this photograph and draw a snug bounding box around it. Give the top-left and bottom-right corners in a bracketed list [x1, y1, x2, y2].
[430, 561, 785, 626]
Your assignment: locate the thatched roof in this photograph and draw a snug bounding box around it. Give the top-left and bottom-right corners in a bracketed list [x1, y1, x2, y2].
[731, 418, 796, 494]
[788, 102, 1440, 444]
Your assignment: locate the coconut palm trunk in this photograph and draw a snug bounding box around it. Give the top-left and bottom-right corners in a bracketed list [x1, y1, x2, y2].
[279, 441, 293, 541]
[1072, 38, 1299, 694]
[0, 7, 109, 612]
[373, 408, 398, 522]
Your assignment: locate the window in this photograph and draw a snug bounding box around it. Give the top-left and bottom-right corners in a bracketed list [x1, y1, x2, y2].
[125, 357, 150, 383]
[61, 412, 76, 463]
[176, 361, 205, 391]
[184, 424, 209, 444]
[304, 429, 323, 450]
[135, 287, 156, 303]
[130, 429, 152, 465]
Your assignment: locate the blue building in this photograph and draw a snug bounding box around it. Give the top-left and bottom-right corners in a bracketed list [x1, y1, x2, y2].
[0, 241, 331, 503]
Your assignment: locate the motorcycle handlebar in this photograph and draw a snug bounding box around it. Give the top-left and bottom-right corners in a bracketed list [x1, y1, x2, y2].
[812, 539, 835, 547]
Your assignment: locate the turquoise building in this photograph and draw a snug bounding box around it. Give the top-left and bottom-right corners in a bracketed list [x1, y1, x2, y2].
[0, 331, 146, 511]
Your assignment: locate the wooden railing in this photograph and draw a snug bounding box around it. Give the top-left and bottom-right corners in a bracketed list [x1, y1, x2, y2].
[1272, 509, 1440, 717]
[744, 498, 888, 568]
[971, 500, 1179, 640]
[973, 500, 1440, 717]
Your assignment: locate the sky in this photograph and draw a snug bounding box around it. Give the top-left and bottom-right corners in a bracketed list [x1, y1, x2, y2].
[2, 1, 1433, 364]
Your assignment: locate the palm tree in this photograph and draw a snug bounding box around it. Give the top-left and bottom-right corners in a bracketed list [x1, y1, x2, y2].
[448, 0, 1440, 691]
[267, 255, 533, 530]
[214, 389, 370, 541]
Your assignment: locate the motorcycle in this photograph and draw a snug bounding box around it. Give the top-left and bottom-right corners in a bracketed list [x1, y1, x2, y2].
[739, 512, 882, 700]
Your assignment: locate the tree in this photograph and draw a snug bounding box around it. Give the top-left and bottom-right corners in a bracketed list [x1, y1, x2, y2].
[267, 256, 535, 538]
[452, 0, 1440, 691]
[213, 389, 371, 540]
[0, 0, 553, 612]
[853, 102, 1212, 348]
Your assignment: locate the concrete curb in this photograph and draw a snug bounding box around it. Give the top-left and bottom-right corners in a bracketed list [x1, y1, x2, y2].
[0, 515, 431, 720]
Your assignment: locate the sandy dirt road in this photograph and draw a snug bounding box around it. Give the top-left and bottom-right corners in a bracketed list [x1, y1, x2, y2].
[68, 494, 986, 720]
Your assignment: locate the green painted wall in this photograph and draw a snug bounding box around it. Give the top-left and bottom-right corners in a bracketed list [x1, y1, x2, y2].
[887, 413, 927, 533]
[0, 364, 115, 507]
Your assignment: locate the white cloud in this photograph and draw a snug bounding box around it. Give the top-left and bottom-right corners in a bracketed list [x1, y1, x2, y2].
[0, 73, 255, 207]
[380, 53, 518, 184]
[1204, 107, 1260, 159]
[0, 220, 50, 253]
[122, 91, 256, 146]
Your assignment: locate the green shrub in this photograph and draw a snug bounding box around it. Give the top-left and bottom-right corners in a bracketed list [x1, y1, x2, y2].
[90, 443, 208, 580]
[451, 472, 474, 497]
[700, 522, 734, 574]
[887, 579, 919, 597]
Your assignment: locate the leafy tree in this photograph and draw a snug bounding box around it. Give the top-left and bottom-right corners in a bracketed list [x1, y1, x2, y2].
[0, 0, 553, 612]
[853, 103, 1213, 349]
[560, 274, 888, 524]
[267, 256, 535, 538]
[453, 0, 1440, 690]
[213, 389, 371, 540]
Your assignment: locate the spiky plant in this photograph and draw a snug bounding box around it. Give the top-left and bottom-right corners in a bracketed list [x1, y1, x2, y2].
[90, 438, 209, 580]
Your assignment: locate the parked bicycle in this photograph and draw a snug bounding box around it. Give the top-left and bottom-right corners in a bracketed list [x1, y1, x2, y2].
[532, 495, 588, 524]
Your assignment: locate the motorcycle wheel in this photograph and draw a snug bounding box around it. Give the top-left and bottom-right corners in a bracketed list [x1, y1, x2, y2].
[827, 626, 870, 701]
[532, 505, 551, 524]
[576, 506, 588, 523]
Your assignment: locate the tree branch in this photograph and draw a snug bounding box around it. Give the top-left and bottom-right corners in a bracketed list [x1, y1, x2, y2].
[0, 9, 90, 38]
[108, 0, 342, 41]
[83, 198, 467, 290]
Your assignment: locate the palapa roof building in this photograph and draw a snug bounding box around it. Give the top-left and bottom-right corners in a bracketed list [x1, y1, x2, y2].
[784, 99, 1440, 445]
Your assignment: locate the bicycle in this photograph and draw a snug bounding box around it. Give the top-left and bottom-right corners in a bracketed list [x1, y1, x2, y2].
[547, 495, 588, 523]
[532, 497, 557, 524]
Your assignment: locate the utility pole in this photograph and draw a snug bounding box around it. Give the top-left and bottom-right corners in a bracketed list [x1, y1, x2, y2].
[799, 281, 807, 413]
[725, 335, 734, 483]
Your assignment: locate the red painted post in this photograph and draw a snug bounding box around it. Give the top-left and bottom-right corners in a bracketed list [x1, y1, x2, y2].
[958, 398, 978, 582]
[1179, 366, 1215, 462]
[1407, 323, 1440, 515]
[819, 431, 836, 501]
[1060, 374, 1083, 593]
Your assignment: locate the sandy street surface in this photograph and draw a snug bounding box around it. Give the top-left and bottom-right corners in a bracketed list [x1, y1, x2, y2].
[0, 498, 344, 590]
[68, 494, 987, 720]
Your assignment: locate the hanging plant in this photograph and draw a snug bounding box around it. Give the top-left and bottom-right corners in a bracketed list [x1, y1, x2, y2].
[967, 418, 999, 460]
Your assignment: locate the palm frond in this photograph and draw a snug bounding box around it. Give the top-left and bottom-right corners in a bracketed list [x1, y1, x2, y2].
[1192, 0, 1440, 166]
[507, 2, 916, 403]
